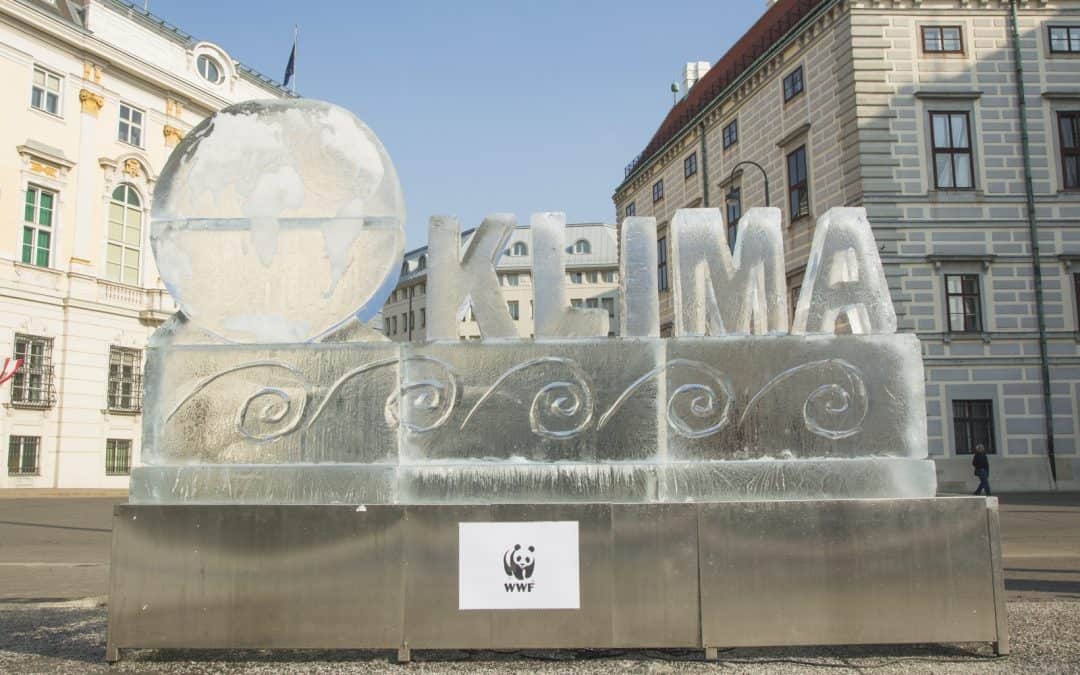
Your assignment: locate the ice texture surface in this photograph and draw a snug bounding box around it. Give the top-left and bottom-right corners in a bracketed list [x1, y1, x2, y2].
[532, 212, 609, 337]
[426, 215, 517, 340]
[151, 99, 405, 343]
[792, 207, 896, 335]
[620, 217, 660, 337]
[671, 207, 788, 335]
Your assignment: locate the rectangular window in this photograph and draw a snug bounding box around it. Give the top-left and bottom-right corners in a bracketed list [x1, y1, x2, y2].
[783, 66, 804, 102]
[118, 103, 144, 147]
[684, 152, 697, 179]
[22, 186, 55, 268]
[602, 270, 616, 283]
[105, 439, 132, 476]
[585, 298, 599, 309]
[409, 311, 415, 330]
[625, 202, 636, 218]
[401, 313, 407, 332]
[392, 316, 398, 333]
[569, 272, 583, 284]
[922, 26, 964, 54]
[1060, 111, 1080, 190]
[107, 347, 143, 412]
[601, 297, 615, 322]
[722, 120, 738, 149]
[657, 236, 669, 292]
[1049, 25, 1080, 54]
[11, 334, 55, 408]
[945, 274, 983, 333]
[420, 308, 426, 328]
[8, 436, 40, 476]
[652, 179, 664, 203]
[786, 146, 809, 220]
[930, 111, 975, 190]
[726, 187, 742, 251]
[31, 67, 61, 115]
[570, 298, 583, 308]
[587, 271, 599, 284]
[953, 400, 995, 455]
[506, 273, 520, 287]
[384, 319, 390, 334]
[507, 300, 519, 320]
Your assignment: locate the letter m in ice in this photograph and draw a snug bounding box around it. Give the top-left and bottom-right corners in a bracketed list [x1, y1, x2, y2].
[671, 207, 788, 335]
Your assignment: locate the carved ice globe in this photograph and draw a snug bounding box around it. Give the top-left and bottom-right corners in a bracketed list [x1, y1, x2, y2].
[151, 99, 406, 342]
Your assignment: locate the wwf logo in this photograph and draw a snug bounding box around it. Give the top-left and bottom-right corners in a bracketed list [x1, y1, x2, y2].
[503, 544, 535, 580]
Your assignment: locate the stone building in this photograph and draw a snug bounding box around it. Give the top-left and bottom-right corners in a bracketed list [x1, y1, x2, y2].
[612, 0, 1080, 491]
[1, 0, 289, 489]
[384, 222, 620, 341]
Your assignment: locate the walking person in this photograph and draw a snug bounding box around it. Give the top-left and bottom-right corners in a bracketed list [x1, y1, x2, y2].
[972, 443, 991, 496]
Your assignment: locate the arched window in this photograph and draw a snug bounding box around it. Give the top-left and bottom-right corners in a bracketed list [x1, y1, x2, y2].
[511, 242, 528, 256]
[573, 239, 591, 255]
[197, 54, 223, 83]
[401, 261, 410, 275]
[417, 255, 427, 271]
[107, 184, 142, 285]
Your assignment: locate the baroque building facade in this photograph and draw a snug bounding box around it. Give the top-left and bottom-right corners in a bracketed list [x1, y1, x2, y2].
[384, 222, 620, 341]
[612, 0, 1080, 491]
[1, 0, 289, 489]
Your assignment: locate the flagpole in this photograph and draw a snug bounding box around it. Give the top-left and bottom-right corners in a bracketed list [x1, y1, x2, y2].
[292, 25, 298, 95]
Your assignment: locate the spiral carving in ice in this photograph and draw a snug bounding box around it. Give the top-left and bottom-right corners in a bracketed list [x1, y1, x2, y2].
[389, 356, 459, 433]
[739, 358, 868, 440]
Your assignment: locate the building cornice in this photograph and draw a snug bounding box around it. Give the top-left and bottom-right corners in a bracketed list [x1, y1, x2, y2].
[1042, 89, 1080, 101]
[913, 89, 983, 100]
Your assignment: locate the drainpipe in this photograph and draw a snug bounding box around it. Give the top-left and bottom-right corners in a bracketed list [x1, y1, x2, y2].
[698, 122, 710, 207]
[1009, 0, 1057, 484]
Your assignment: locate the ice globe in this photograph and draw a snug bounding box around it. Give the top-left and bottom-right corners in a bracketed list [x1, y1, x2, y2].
[151, 99, 406, 343]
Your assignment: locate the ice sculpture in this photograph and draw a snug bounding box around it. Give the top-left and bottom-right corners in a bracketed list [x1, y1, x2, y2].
[151, 99, 405, 343]
[132, 98, 936, 505]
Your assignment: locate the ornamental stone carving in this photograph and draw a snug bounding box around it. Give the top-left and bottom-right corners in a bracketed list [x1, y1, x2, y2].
[163, 125, 184, 147]
[79, 89, 104, 116]
[123, 158, 143, 179]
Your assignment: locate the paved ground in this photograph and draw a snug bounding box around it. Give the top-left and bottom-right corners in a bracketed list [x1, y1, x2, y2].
[0, 492, 1077, 672]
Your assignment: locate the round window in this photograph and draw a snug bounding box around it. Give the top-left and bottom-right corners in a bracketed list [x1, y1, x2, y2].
[197, 54, 222, 83]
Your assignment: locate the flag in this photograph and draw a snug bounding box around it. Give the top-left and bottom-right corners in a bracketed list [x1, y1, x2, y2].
[283, 41, 296, 91]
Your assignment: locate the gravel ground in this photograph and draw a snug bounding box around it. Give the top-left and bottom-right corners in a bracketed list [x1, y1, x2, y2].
[0, 599, 1078, 674]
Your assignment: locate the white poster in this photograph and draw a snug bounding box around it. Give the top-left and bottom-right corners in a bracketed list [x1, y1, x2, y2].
[458, 521, 580, 610]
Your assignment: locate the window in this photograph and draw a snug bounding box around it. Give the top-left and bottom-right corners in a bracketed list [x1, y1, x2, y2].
[31, 67, 61, 115]
[726, 187, 742, 251]
[586, 271, 598, 284]
[420, 308, 426, 328]
[625, 202, 636, 218]
[602, 270, 616, 283]
[105, 439, 132, 476]
[401, 261, 410, 275]
[652, 179, 664, 203]
[384, 319, 390, 334]
[657, 236, 669, 292]
[507, 300, 520, 320]
[107, 185, 143, 285]
[11, 335, 55, 408]
[1060, 111, 1080, 190]
[569, 272, 584, 284]
[930, 111, 975, 190]
[22, 186, 54, 268]
[684, 152, 698, 178]
[1049, 26, 1080, 54]
[8, 436, 40, 476]
[107, 347, 142, 412]
[504, 273, 520, 287]
[601, 297, 615, 322]
[401, 313, 407, 332]
[118, 104, 144, 147]
[585, 298, 599, 309]
[570, 298, 583, 308]
[722, 120, 738, 149]
[392, 316, 398, 333]
[783, 66, 804, 102]
[510, 242, 528, 256]
[417, 255, 427, 271]
[953, 400, 995, 455]
[197, 54, 223, 83]
[786, 146, 809, 220]
[573, 239, 592, 255]
[409, 311, 415, 330]
[922, 26, 964, 54]
[945, 274, 982, 333]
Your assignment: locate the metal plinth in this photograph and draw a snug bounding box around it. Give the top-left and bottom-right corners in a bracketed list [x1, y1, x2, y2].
[106, 497, 1007, 662]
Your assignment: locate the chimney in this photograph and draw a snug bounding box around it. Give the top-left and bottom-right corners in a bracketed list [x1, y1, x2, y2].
[682, 61, 711, 96]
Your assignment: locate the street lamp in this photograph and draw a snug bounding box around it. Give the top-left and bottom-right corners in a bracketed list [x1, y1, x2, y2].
[725, 160, 770, 208]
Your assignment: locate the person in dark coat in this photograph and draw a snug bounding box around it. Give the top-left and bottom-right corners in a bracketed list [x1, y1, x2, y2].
[972, 443, 991, 496]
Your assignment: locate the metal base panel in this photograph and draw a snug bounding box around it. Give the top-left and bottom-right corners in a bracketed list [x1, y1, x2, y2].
[106, 497, 1006, 660]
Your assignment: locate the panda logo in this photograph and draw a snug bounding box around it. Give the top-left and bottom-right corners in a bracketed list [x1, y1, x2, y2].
[503, 544, 536, 580]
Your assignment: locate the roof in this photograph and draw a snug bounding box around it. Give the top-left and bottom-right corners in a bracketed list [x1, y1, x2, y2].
[17, 0, 87, 28]
[619, 0, 833, 187]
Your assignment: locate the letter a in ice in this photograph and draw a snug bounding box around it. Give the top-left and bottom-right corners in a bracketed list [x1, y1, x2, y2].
[426, 214, 518, 340]
[791, 207, 896, 335]
[671, 207, 787, 336]
[533, 212, 609, 337]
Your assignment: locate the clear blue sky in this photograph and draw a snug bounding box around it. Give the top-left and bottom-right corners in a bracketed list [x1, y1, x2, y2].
[143, 0, 763, 249]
